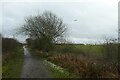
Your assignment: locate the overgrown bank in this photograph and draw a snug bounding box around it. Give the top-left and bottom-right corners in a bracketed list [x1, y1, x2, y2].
[2, 38, 24, 78]
[47, 54, 118, 78]
[2, 48, 24, 78]
[28, 42, 119, 78]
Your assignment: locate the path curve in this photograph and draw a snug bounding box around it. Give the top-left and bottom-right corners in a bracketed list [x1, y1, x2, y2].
[21, 46, 51, 78]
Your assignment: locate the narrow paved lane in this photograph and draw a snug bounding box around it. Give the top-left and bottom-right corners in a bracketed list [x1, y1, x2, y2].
[21, 46, 51, 78]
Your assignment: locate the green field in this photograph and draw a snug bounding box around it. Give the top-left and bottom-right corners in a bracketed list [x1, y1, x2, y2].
[54, 44, 104, 57]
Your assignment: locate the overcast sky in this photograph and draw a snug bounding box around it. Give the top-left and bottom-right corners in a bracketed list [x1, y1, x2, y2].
[0, 0, 119, 44]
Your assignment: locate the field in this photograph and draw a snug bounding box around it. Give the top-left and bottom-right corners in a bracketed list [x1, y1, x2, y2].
[52, 44, 104, 60]
[30, 43, 118, 78]
[54, 44, 103, 54]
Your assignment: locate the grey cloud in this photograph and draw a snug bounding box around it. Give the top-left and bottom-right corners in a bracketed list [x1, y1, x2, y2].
[1, 2, 118, 43]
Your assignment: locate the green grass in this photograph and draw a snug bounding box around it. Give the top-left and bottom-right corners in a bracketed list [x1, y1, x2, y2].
[29, 44, 104, 58]
[49, 67, 76, 78]
[2, 47, 24, 78]
[54, 44, 104, 57]
[43, 60, 77, 78]
[75, 45, 104, 56]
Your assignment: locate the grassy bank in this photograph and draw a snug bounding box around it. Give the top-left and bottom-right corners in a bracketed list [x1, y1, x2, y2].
[2, 47, 24, 78]
[43, 60, 77, 78]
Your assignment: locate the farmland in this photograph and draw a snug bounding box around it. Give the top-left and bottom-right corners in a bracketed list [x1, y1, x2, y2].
[54, 44, 103, 56]
[29, 43, 118, 78]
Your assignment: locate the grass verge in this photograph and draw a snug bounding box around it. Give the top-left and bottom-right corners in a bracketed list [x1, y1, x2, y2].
[2, 47, 24, 78]
[29, 48, 77, 78]
[43, 60, 77, 78]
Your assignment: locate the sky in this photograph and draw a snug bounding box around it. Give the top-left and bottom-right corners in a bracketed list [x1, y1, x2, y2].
[0, 0, 119, 44]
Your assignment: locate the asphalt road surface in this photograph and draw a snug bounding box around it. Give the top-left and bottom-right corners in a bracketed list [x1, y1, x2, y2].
[21, 46, 51, 78]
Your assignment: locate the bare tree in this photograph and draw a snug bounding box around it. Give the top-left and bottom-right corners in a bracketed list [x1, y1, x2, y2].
[19, 11, 67, 51]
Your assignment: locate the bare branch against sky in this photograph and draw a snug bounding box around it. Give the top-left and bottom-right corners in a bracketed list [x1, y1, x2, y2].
[0, 0, 119, 44]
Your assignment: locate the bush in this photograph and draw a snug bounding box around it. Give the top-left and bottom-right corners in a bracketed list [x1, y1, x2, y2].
[2, 37, 22, 53]
[27, 38, 54, 52]
[2, 37, 23, 65]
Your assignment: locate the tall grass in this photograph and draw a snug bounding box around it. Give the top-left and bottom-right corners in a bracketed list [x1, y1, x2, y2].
[47, 54, 118, 78]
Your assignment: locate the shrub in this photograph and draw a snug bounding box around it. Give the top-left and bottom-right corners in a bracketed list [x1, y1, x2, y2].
[2, 38, 22, 53]
[2, 37, 23, 64]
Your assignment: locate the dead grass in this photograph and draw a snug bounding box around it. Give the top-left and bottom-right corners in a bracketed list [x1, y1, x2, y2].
[47, 54, 118, 78]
